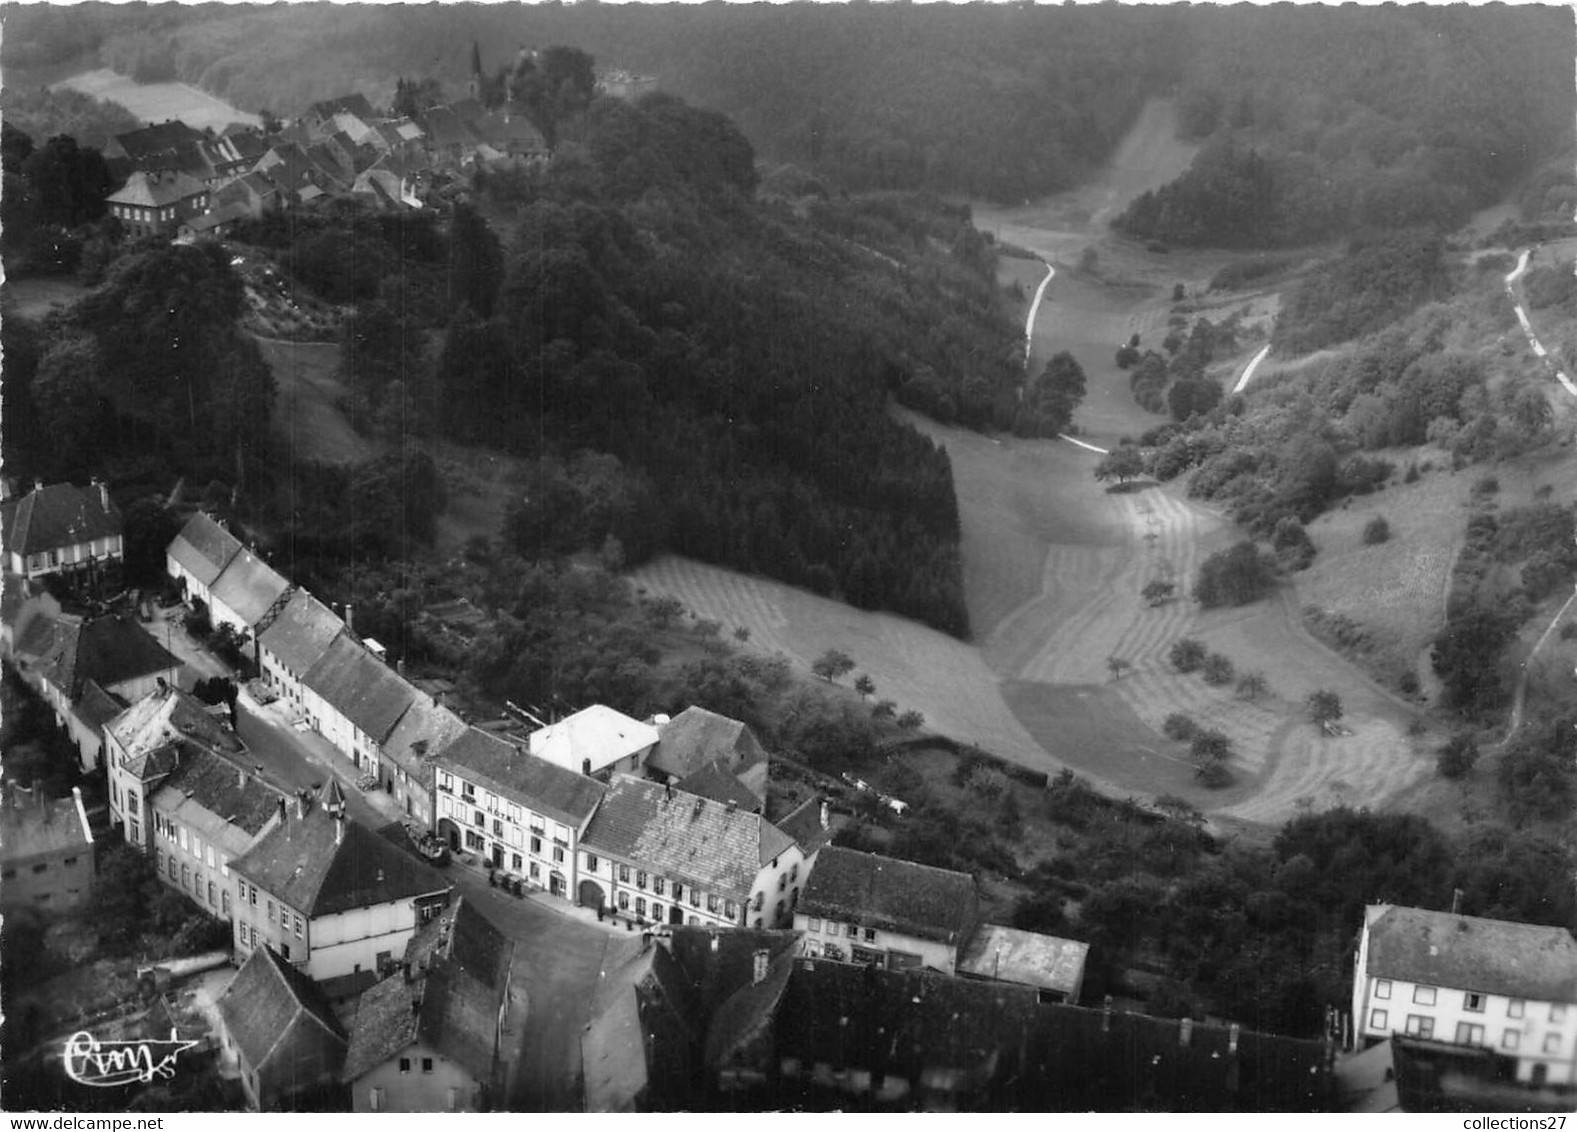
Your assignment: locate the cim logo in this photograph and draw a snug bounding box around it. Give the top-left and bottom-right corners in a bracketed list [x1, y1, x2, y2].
[61, 1029, 198, 1088]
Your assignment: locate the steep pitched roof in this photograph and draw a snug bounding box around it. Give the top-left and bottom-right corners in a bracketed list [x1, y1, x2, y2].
[208, 548, 289, 629]
[674, 761, 762, 814]
[343, 896, 513, 1085]
[107, 169, 208, 208]
[418, 106, 475, 149]
[382, 694, 467, 783]
[775, 796, 841, 856]
[258, 591, 343, 677]
[27, 614, 179, 702]
[167, 512, 243, 589]
[582, 775, 796, 902]
[302, 634, 415, 744]
[309, 94, 376, 122]
[151, 745, 283, 838]
[233, 803, 449, 918]
[3, 482, 121, 557]
[108, 121, 205, 162]
[218, 944, 347, 1076]
[798, 846, 978, 948]
[1363, 904, 1577, 1005]
[528, 705, 658, 776]
[436, 729, 605, 827]
[73, 679, 128, 731]
[0, 786, 93, 863]
[647, 706, 768, 782]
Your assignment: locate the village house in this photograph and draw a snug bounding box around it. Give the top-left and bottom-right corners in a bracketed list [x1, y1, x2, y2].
[204, 544, 291, 646]
[1, 479, 124, 583]
[579, 774, 803, 928]
[104, 681, 281, 922]
[218, 944, 349, 1112]
[230, 783, 450, 983]
[213, 169, 284, 219]
[103, 120, 206, 172]
[527, 703, 659, 780]
[956, 923, 1089, 1004]
[177, 201, 252, 242]
[299, 631, 416, 776]
[302, 94, 379, 139]
[793, 845, 979, 973]
[0, 783, 95, 915]
[432, 727, 605, 900]
[1352, 903, 1577, 1086]
[644, 705, 769, 808]
[106, 169, 211, 239]
[12, 610, 183, 772]
[343, 897, 514, 1112]
[379, 690, 467, 821]
[256, 589, 342, 713]
[166, 512, 243, 609]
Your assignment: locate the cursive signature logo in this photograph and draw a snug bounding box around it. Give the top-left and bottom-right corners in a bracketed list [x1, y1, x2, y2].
[62, 1029, 198, 1088]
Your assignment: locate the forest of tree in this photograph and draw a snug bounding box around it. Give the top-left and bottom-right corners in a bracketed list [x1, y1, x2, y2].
[1114, 5, 1573, 247]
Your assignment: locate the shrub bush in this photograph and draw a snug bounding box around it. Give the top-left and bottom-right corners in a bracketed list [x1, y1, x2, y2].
[1163, 713, 1200, 741]
[1201, 652, 1235, 685]
[1195, 542, 1278, 608]
[1169, 638, 1207, 672]
[1363, 516, 1391, 545]
[1437, 733, 1479, 779]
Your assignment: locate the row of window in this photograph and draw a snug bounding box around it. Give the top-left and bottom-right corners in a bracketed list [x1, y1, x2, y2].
[1375, 979, 1566, 1022]
[806, 917, 879, 945]
[368, 1086, 459, 1112]
[236, 920, 292, 960]
[154, 814, 229, 876]
[1372, 1010, 1563, 1054]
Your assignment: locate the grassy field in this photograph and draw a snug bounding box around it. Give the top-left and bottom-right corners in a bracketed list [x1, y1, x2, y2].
[53, 68, 258, 131]
[431, 446, 527, 557]
[253, 336, 378, 466]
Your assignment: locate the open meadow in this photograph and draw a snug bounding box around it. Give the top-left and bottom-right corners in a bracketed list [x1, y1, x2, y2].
[53, 68, 259, 132]
[254, 337, 378, 467]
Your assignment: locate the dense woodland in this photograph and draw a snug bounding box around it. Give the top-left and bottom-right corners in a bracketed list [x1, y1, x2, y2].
[1115, 5, 1573, 246]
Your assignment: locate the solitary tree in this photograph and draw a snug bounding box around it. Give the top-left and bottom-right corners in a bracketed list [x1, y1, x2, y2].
[896, 710, 925, 732]
[1307, 689, 1344, 732]
[854, 673, 876, 699]
[1169, 637, 1207, 672]
[1107, 656, 1132, 681]
[812, 648, 856, 683]
[1201, 652, 1235, 686]
[871, 699, 897, 721]
[1142, 580, 1176, 606]
[1095, 444, 1146, 486]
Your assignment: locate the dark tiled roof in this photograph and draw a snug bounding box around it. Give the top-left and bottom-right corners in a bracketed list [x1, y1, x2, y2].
[74, 680, 128, 731]
[1364, 904, 1577, 1004]
[667, 926, 801, 1020]
[674, 761, 762, 814]
[218, 945, 347, 1075]
[0, 787, 92, 862]
[2, 482, 121, 557]
[302, 634, 415, 744]
[775, 796, 841, 856]
[109, 121, 205, 162]
[208, 548, 289, 629]
[382, 695, 467, 783]
[167, 512, 242, 589]
[344, 897, 512, 1085]
[28, 614, 178, 701]
[233, 805, 449, 918]
[258, 591, 342, 678]
[798, 846, 978, 947]
[152, 745, 283, 837]
[309, 94, 376, 122]
[648, 706, 769, 782]
[582, 775, 796, 902]
[470, 111, 545, 149]
[709, 959, 1332, 1111]
[419, 106, 475, 149]
[437, 729, 605, 827]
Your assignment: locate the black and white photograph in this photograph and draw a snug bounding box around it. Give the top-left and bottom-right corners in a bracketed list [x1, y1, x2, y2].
[0, 0, 1575, 1114]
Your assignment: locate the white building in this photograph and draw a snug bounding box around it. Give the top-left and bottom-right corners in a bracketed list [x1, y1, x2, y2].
[433, 727, 606, 901]
[231, 783, 450, 981]
[528, 704, 658, 779]
[1353, 904, 1577, 1086]
[165, 512, 243, 609]
[1, 480, 123, 582]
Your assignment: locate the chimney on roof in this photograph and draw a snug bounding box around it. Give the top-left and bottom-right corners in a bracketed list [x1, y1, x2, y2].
[582, 758, 591, 778]
[91, 477, 110, 511]
[819, 800, 829, 830]
[664, 781, 672, 801]
[296, 791, 305, 820]
[1452, 888, 1464, 915]
[726, 799, 737, 813]
[1178, 1017, 1193, 1048]
[752, 948, 769, 985]
[1228, 1023, 1240, 1055]
[345, 604, 355, 636]
[277, 796, 286, 824]
[336, 813, 344, 845]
